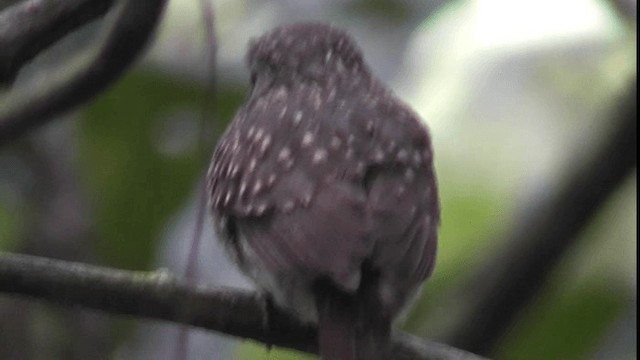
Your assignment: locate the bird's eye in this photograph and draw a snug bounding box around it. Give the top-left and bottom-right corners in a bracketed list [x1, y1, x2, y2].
[250, 73, 257, 85]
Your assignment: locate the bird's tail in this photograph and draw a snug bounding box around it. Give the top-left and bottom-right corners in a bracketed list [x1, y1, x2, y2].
[314, 270, 391, 360]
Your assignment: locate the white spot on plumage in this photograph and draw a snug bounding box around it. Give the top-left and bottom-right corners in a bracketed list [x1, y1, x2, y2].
[372, 147, 385, 163]
[267, 173, 277, 186]
[283, 158, 295, 170]
[278, 147, 292, 162]
[366, 120, 374, 134]
[325, 49, 333, 62]
[255, 128, 265, 142]
[230, 164, 240, 178]
[293, 111, 303, 127]
[243, 204, 253, 215]
[248, 158, 257, 172]
[404, 168, 415, 182]
[413, 151, 422, 166]
[301, 132, 314, 147]
[212, 163, 221, 176]
[278, 106, 288, 119]
[301, 191, 313, 207]
[312, 148, 328, 164]
[330, 136, 342, 150]
[311, 89, 322, 110]
[328, 88, 336, 102]
[260, 134, 272, 153]
[345, 148, 354, 160]
[252, 180, 263, 195]
[283, 200, 295, 213]
[274, 86, 287, 100]
[256, 98, 268, 111]
[239, 181, 248, 197]
[255, 203, 268, 216]
[225, 164, 234, 177]
[396, 149, 409, 163]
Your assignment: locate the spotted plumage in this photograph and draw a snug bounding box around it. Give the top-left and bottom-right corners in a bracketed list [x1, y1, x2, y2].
[206, 23, 439, 360]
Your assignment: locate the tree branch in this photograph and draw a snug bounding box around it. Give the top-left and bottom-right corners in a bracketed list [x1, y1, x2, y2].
[0, 0, 167, 147]
[444, 78, 637, 355]
[605, 0, 637, 26]
[0, 0, 116, 85]
[0, 252, 487, 360]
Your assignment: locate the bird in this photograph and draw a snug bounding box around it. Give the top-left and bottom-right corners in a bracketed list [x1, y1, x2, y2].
[206, 22, 439, 360]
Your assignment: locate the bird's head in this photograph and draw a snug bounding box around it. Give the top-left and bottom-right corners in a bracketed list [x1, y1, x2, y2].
[247, 23, 369, 89]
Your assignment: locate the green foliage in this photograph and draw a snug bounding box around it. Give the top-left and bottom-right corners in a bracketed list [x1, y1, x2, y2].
[235, 341, 315, 360]
[78, 69, 244, 270]
[496, 279, 629, 360]
[346, 0, 413, 22]
[435, 180, 511, 286]
[0, 203, 18, 251]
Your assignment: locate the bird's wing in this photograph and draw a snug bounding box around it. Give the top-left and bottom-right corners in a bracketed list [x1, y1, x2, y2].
[207, 84, 373, 291]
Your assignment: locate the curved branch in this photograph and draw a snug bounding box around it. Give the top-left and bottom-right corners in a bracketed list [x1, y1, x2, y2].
[0, 0, 167, 147]
[0, 252, 486, 360]
[445, 78, 637, 355]
[0, 0, 116, 85]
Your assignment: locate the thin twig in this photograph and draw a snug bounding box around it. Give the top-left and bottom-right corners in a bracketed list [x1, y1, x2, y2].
[444, 78, 637, 355]
[0, 0, 167, 147]
[0, 251, 487, 360]
[174, 1, 218, 358]
[0, 0, 116, 85]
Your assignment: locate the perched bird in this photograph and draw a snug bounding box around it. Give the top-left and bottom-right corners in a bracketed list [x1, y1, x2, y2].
[207, 23, 439, 360]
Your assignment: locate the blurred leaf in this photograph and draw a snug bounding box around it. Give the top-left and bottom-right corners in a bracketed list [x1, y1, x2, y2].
[0, 204, 18, 251]
[347, 0, 413, 22]
[435, 184, 511, 284]
[235, 341, 315, 360]
[78, 69, 244, 270]
[495, 279, 630, 360]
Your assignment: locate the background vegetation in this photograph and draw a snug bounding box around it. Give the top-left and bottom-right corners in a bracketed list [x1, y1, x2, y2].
[0, 0, 636, 359]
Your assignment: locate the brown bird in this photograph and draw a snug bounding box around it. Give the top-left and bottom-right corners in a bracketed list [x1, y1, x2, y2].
[207, 23, 439, 360]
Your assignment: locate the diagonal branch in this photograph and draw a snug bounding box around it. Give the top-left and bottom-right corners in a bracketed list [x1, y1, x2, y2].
[0, 0, 167, 147]
[0, 0, 116, 85]
[605, 0, 637, 26]
[0, 252, 487, 360]
[444, 78, 637, 355]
